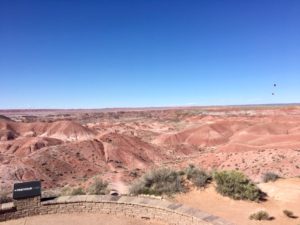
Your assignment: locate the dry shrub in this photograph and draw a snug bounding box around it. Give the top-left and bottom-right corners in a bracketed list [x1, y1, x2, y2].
[60, 186, 86, 196]
[88, 178, 108, 195]
[185, 164, 211, 188]
[262, 172, 280, 183]
[283, 209, 297, 218]
[213, 170, 263, 201]
[249, 210, 271, 220]
[70, 187, 86, 195]
[130, 168, 184, 196]
[0, 189, 12, 204]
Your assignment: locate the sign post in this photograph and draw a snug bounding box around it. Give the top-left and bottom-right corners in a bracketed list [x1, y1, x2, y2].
[13, 181, 41, 210]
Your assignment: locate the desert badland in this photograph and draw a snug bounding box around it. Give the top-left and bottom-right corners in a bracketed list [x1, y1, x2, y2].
[1, 105, 300, 189]
[2, 0, 299, 224]
[1, 105, 300, 225]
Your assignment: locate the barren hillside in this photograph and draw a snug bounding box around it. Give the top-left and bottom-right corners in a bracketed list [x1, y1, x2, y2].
[1, 105, 300, 190]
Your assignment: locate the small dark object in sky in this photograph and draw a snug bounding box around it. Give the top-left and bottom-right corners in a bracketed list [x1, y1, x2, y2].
[274, 84, 277, 87]
[272, 93, 275, 95]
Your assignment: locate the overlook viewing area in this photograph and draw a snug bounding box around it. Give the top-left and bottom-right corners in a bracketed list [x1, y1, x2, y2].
[0, 194, 234, 225]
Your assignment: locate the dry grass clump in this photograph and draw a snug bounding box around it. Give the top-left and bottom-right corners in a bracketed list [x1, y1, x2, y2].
[262, 172, 280, 183]
[249, 210, 271, 220]
[60, 186, 86, 196]
[87, 178, 109, 195]
[59, 177, 109, 196]
[42, 189, 61, 199]
[130, 168, 184, 196]
[0, 189, 12, 204]
[70, 187, 86, 195]
[213, 170, 264, 201]
[60, 186, 72, 196]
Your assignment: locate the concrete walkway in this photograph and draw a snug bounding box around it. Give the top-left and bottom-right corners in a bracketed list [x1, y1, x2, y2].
[1, 213, 166, 225]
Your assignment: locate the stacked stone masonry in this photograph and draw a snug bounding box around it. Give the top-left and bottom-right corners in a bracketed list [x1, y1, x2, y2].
[0, 195, 235, 225]
[13, 196, 41, 211]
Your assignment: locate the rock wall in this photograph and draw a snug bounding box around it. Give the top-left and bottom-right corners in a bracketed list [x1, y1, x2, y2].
[13, 196, 41, 211]
[0, 195, 234, 225]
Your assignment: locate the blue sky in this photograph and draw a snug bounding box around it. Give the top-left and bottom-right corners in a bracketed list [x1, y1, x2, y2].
[0, 0, 299, 109]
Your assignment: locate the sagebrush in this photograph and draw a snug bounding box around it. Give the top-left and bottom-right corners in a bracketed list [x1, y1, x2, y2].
[185, 164, 211, 188]
[88, 178, 109, 195]
[249, 211, 270, 220]
[130, 168, 184, 196]
[60, 186, 86, 196]
[213, 170, 263, 201]
[70, 187, 86, 195]
[262, 172, 279, 183]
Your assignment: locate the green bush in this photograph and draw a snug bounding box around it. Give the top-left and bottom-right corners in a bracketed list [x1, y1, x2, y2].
[262, 172, 280, 183]
[249, 211, 270, 220]
[213, 170, 263, 201]
[130, 168, 184, 196]
[88, 178, 109, 195]
[185, 165, 211, 188]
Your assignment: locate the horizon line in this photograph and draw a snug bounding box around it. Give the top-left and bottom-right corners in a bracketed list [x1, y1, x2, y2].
[0, 102, 299, 112]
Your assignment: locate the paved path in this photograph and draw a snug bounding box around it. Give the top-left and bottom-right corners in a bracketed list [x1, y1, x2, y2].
[1, 213, 166, 225]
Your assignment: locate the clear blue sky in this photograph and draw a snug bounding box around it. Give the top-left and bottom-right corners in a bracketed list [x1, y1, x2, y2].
[0, 0, 299, 109]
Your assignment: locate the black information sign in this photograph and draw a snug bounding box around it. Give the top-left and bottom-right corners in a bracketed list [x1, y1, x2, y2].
[13, 181, 41, 200]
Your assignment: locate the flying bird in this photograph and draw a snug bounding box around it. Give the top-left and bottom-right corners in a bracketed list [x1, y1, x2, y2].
[272, 83, 277, 95]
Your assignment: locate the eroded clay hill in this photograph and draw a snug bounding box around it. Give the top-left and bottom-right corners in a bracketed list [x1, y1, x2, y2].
[1, 106, 300, 190]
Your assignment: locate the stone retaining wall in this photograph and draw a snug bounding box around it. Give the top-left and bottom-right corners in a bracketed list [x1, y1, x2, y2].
[0, 195, 234, 225]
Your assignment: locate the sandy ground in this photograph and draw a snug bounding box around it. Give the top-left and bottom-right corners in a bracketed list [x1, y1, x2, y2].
[175, 178, 300, 225]
[1, 213, 166, 225]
